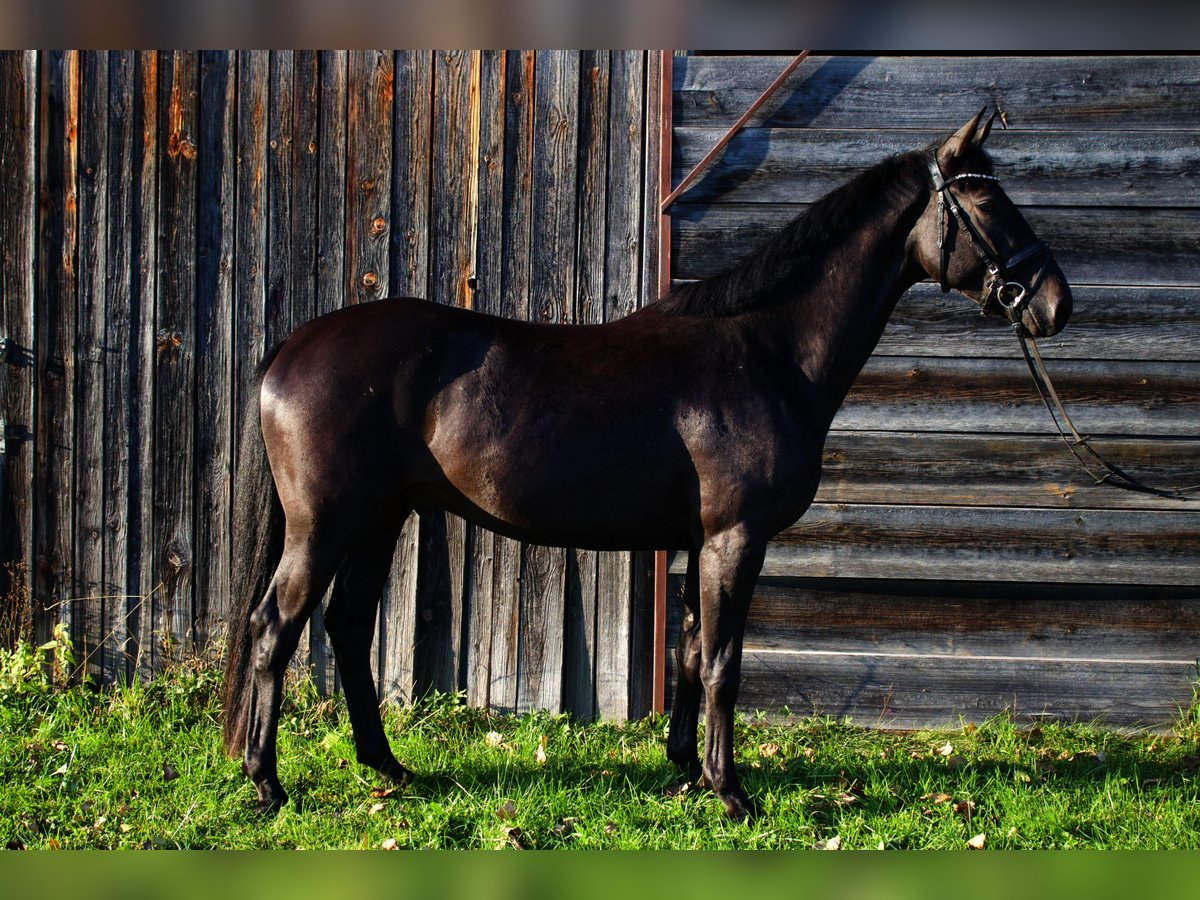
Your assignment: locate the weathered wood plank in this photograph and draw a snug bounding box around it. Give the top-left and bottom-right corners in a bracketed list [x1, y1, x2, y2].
[34, 50, 78, 648]
[516, 51, 580, 714]
[561, 50, 610, 720]
[817, 432, 1200, 511]
[0, 51, 37, 638]
[664, 281, 1200, 361]
[518, 527, 568, 714]
[194, 50, 235, 650]
[309, 49, 347, 695]
[672, 127, 1200, 208]
[733, 579, 1200, 661]
[291, 50, 319, 330]
[390, 50, 432, 298]
[154, 51, 199, 662]
[377, 519, 418, 704]
[101, 51, 136, 681]
[628, 51, 663, 720]
[315, 50, 347, 320]
[232, 51, 268, 443]
[377, 51, 426, 704]
[836, 356, 1200, 437]
[730, 651, 1198, 730]
[346, 50, 394, 307]
[666, 576, 1200, 657]
[460, 50, 510, 710]
[265, 51, 295, 348]
[664, 649, 1199, 730]
[880, 284, 1200, 362]
[487, 50, 535, 714]
[414, 50, 478, 697]
[130, 51, 159, 681]
[592, 50, 646, 721]
[671, 202, 1200, 286]
[665, 504, 1200, 585]
[74, 51, 108, 680]
[675, 55, 1200, 132]
[347, 49, 397, 696]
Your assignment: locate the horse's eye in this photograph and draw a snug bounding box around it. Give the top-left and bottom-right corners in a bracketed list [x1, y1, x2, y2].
[977, 200, 996, 214]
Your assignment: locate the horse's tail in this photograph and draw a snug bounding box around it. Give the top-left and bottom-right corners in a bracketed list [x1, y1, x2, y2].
[222, 341, 288, 758]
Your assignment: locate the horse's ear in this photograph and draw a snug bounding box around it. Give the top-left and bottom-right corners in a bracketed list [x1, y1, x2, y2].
[938, 106, 989, 165]
[973, 109, 997, 146]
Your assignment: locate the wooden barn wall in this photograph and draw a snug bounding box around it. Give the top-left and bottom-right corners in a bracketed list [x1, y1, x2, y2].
[666, 54, 1200, 728]
[0, 50, 662, 720]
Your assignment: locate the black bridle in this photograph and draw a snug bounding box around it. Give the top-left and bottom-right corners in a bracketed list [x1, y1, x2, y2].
[926, 154, 1050, 327]
[926, 154, 1194, 501]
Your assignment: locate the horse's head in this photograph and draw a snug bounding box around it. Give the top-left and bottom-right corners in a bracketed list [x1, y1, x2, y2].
[910, 108, 1072, 338]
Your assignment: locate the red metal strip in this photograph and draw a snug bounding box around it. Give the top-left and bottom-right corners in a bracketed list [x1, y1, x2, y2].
[661, 51, 809, 212]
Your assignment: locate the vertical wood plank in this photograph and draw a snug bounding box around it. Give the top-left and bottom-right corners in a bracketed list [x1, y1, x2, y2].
[345, 50, 394, 307]
[34, 50, 79, 649]
[517, 51, 579, 714]
[414, 49, 478, 697]
[265, 51, 295, 347]
[74, 51, 108, 680]
[293, 51, 321, 675]
[232, 51, 268, 449]
[101, 51, 135, 681]
[129, 51, 159, 682]
[562, 50, 609, 720]
[487, 50, 535, 714]
[0, 51, 38, 643]
[345, 50, 396, 695]
[194, 50, 236, 649]
[153, 51, 199, 664]
[463, 49, 508, 708]
[309, 49, 348, 694]
[594, 50, 646, 720]
[629, 51, 662, 718]
[379, 50, 431, 704]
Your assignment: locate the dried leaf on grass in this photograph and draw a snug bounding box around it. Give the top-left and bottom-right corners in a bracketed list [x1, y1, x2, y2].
[499, 826, 528, 850]
[967, 833, 987, 850]
[535, 735, 548, 766]
[496, 800, 517, 821]
[758, 742, 780, 758]
[485, 731, 505, 748]
[162, 761, 180, 782]
[819, 835, 842, 850]
[380, 837, 398, 850]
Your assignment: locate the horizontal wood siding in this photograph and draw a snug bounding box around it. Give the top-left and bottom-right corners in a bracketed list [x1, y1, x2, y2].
[668, 54, 1200, 728]
[0, 51, 658, 720]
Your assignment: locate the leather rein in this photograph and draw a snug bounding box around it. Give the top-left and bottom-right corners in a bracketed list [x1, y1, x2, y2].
[926, 154, 1196, 502]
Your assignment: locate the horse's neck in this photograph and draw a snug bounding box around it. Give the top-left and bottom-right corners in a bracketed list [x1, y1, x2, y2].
[781, 191, 925, 425]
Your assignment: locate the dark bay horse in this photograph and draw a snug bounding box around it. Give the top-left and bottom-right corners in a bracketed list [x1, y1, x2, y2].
[222, 110, 1072, 819]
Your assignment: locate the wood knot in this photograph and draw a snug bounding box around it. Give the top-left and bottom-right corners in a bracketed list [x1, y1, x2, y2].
[362, 271, 379, 289]
[371, 216, 387, 235]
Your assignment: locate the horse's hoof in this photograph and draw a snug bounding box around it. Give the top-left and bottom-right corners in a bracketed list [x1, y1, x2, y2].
[719, 791, 755, 821]
[379, 758, 414, 786]
[255, 791, 288, 815]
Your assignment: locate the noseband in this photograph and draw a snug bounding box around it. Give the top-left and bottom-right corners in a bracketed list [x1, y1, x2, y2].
[926, 154, 1050, 326]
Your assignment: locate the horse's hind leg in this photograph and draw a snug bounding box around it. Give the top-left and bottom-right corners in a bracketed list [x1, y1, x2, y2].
[244, 528, 341, 812]
[666, 548, 702, 783]
[324, 514, 412, 786]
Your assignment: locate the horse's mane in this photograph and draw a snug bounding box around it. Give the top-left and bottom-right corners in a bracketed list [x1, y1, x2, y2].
[653, 149, 931, 317]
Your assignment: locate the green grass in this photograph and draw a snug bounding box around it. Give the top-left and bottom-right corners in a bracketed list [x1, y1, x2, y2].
[3, 648, 1200, 849]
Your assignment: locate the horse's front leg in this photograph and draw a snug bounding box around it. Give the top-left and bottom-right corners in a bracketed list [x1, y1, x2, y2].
[698, 525, 765, 820]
